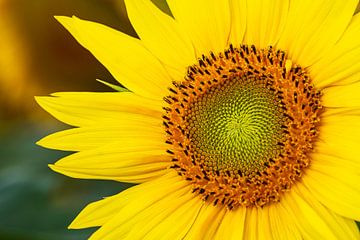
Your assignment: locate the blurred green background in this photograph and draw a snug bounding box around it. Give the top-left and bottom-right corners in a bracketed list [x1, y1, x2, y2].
[0, 0, 169, 239]
[0, 1, 359, 239]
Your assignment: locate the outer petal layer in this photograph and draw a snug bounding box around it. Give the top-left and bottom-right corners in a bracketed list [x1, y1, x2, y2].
[228, 0, 247, 46]
[69, 171, 189, 230]
[86, 172, 200, 240]
[322, 80, 360, 108]
[214, 208, 246, 240]
[277, 0, 358, 67]
[35, 92, 162, 127]
[125, 194, 202, 239]
[167, 0, 231, 56]
[316, 115, 360, 163]
[310, 13, 360, 88]
[125, 0, 196, 81]
[183, 204, 226, 240]
[55, 16, 171, 99]
[282, 184, 359, 240]
[243, 0, 289, 48]
[37, 123, 165, 151]
[303, 154, 360, 220]
[49, 142, 170, 183]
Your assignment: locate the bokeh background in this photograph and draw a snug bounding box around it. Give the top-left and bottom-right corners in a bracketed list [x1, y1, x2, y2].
[0, 0, 169, 239]
[0, 1, 360, 239]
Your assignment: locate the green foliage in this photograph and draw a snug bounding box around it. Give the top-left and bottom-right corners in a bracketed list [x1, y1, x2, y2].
[0, 122, 132, 240]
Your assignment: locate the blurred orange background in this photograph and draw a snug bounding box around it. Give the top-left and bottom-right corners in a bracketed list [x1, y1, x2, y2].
[0, 0, 133, 121]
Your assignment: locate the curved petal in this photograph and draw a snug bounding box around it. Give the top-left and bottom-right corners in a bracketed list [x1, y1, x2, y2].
[214, 208, 246, 240]
[183, 203, 226, 240]
[37, 124, 165, 151]
[310, 13, 360, 88]
[243, 0, 289, 48]
[282, 184, 359, 239]
[243, 208, 262, 240]
[310, 153, 360, 175]
[126, 194, 203, 239]
[167, 0, 231, 56]
[268, 203, 302, 240]
[69, 192, 130, 229]
[228, 0, 247, 46]
[69, 171, 187, 230]
[35, 92, 163, 127]
[277, 0, 358, 67]
[55, 16, 172, 99]
[49, 142, 170, 183]
[88, 171, 193, 239]
[243, 208, 258, 240]
[125, 0, 196, 81]
[316, 115, 360, 163]
[302, 161, 360, 220]
[322, 80, 360, 108]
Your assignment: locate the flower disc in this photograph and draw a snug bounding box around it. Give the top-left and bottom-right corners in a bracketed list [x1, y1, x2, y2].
[186, 74, 286, 175]
[164, 45, 322, 208]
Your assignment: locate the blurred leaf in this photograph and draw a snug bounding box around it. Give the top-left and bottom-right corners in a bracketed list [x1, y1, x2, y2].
[96, 79, 129, 92]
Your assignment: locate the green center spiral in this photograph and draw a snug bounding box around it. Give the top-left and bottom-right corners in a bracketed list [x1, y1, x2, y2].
[186, 76, 286, 175]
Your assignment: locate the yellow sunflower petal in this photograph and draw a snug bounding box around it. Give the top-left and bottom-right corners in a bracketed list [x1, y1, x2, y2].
[37, 123, 165, 151]
[277, 0, 358, 67]
[183, 203, 227, 240]
[268, 203, 302, 240]
[55, 16, 171, 99]
[282, 184, 359, 239]
[49, 142, 170, 183]
[126, 194, 203, 239]
[125, 0, 195, 80]
[310, 153, 360, 175]
[228, 0, 247, 46]
[258, 208, 274, 240]
[69, 193, 127, 229]
[316, 115, 360, 163]
[322, 107, 360, 118]
[243, 208, 259, 240]
[35, 92, 162, 127]
[310, 13, 360, 87]
[322, 80, 360, 108]
[243, 0, 289, 48]
[214, 208, 246, 240]
[69, 171, 186, 230]
[243, 207, 275, 240]
[167, 0, 231, 56]
[88, 172, 191, 240]
[302, 162, 360, 221]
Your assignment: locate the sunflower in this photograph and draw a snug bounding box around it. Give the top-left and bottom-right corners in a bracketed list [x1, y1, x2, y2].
[36, 0, 360, 239]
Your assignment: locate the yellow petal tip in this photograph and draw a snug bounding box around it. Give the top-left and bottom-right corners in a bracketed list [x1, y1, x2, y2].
[68, 221, 77, 229]
[54, 15, 72, 24]
[36, 135, 58, 149]
[68, 218, 84, 230]
[48, 164, 66, 174]
[36, 138, 45, 147]
[54, 16, 81, 33]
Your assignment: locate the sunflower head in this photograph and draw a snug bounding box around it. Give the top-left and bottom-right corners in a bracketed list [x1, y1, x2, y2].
[164, 44, 322, 208]
[36, 0, 360, 239]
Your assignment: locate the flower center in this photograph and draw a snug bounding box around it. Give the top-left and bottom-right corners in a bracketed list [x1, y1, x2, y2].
[163, 45, 322, 209]
[187, 75, 285, 175]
